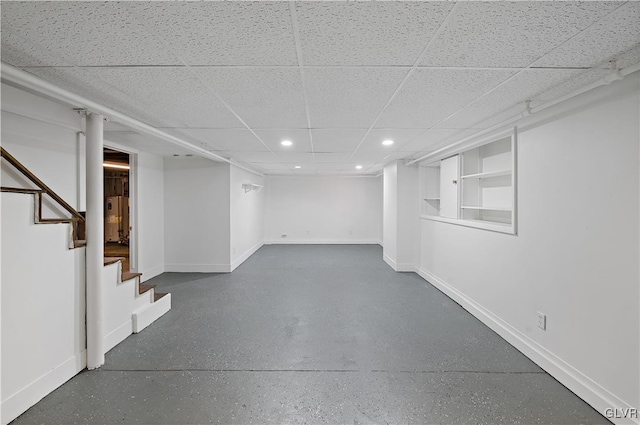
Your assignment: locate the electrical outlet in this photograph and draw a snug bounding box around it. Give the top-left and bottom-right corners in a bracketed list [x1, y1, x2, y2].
[537, 311, 546, 330]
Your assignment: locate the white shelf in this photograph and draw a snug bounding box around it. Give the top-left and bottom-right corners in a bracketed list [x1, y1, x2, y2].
[461, 205, 512, 211]
[461, 169, 511, 179]
[424, 197, 440, 201]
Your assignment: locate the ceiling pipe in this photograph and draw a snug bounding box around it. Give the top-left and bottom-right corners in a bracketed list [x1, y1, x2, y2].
[0, 62, 264, 177]
[407, 61, 640, 166]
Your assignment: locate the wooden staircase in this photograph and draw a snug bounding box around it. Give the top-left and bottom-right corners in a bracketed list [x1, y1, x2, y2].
[2, 146, 171, 350]
[104, 256, 168, 302]
[1, 147, 86, 249]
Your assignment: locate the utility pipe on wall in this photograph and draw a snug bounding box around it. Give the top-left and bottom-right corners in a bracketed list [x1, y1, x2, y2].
[85, 112, 105, 369]
[407, 62, 640, 166]
[0, 62, 263, 177]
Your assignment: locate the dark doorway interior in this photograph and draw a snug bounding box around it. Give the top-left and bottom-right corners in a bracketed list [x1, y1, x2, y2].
[104, 148, 130, 272]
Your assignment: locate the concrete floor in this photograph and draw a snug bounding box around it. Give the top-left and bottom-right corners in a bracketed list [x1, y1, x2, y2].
[14, 245, 606, 424]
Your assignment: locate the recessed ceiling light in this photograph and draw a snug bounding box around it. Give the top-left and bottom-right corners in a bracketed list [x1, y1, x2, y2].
[294, 165, 301, 169]
[281, 140, 292, 146]
[355, 165, 363, 170]
[382, 139, 394, 146]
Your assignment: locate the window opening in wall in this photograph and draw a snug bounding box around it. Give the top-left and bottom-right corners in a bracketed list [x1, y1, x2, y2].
[419, 128, 517, 234]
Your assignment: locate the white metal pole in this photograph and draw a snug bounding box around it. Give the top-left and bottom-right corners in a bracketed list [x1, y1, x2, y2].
[86, 112, 105, 369]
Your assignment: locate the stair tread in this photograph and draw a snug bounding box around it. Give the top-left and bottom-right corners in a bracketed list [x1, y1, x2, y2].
[104, 257, 125, 266]
[122, 272, 142, 282]
[139, 283, 156, 295]
[154, 292, 168, 302]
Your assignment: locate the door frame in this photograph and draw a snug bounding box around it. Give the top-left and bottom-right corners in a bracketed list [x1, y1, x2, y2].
[103, 141, 138, 273]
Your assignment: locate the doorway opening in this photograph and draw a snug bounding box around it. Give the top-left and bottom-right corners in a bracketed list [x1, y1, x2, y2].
[104, 148, 131, 272]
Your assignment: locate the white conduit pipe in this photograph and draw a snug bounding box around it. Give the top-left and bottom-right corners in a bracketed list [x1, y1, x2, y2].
[0, 62, 264, 177]
[407, 62, 640, 166]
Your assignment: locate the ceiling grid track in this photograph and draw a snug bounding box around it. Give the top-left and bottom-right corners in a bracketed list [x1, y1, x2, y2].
[289, 0, 316, 174]
[406, 0, 632, 160]
[122, 3, 280, 171]
[339, 1, 461, 174]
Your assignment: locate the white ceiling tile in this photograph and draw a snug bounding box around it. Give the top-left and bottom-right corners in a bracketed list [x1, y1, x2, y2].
[311, 129, 369, 153]
[313, 153, 352, 163]
[615, 44, 640, 70]
[81, 68, 243, 128]
[193, 68, 308, 129]
[272, 152, 316, 164]
[350, 152, 395, 163]
[305, 67, 408, 128]
[24, 67, 170, 128]
[421, 2, 621, 67]
[358, 129, 427, 153]
[398, 129, 479, 153]
[0, 33, 73, 67]
[375, 69, 517, 129]
[126, 2, 297, 66]
[172, 129, 270, 153]
[1, 2, 182, 66]
[531, 69, 609, 103]
[228, 151, 279, 164]
[436, 69, 601, 129]
[252, 129, 312, 153]
[534, 2, 640, 68]
[296, 2, 453, 66]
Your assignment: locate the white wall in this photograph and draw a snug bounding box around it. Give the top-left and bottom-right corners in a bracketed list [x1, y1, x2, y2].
[383, 161, 419, 271]
[416, 74, 639, 422]
[1, 83, 84, 216]
[163, 157, 231, 272]
[1, 84, 88, 424]
[264, 176, 382, 244]
[135, 152, 165, 281]
[230, 165, 265, 271]
[1, 193, 86, 425]
[383, 162, 398, 262]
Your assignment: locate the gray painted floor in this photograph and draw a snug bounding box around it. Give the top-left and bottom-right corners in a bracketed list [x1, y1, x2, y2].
[14, 245, 606, 424]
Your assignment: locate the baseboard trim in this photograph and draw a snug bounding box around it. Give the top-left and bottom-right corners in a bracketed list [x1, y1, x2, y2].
[140, 265, 164, 282]
[133, 293, 171, 333]
[383, 253, 397, 271]
[395, 262, 415, 272]
[383, 255, 415, 272]
[104, 319, 132, 353]
[1, 351, 86, 425]
[164, 263, 230, 273]
[415, 266, 638, 425]
[230, 241, 263, 272]
[265, 239, 382, 245]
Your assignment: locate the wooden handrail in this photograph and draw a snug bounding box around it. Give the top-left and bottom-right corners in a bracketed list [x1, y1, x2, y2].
[1, 147, 85, 222]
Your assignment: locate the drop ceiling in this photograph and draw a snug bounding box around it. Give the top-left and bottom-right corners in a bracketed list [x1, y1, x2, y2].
[1, 1, 639, 175]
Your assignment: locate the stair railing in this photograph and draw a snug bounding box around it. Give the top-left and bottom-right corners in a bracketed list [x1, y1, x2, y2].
[1, 146, 86, 248]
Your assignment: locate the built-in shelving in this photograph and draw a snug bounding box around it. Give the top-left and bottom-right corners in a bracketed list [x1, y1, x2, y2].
[419, 128, 517, 234]
[461, 169, 511, 179]
[461, 205, 511, 211]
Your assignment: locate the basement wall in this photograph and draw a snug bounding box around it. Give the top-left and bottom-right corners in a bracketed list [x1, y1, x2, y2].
[135, 152, 165, 280]
[163, 157, 231, 272]
[230, 165, 265, 271]
[264, 175, 382, 244]
[414, 73, 639, 422]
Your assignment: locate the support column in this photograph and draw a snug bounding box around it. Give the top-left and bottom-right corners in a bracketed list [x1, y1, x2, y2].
[86, 112, 104, 369]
